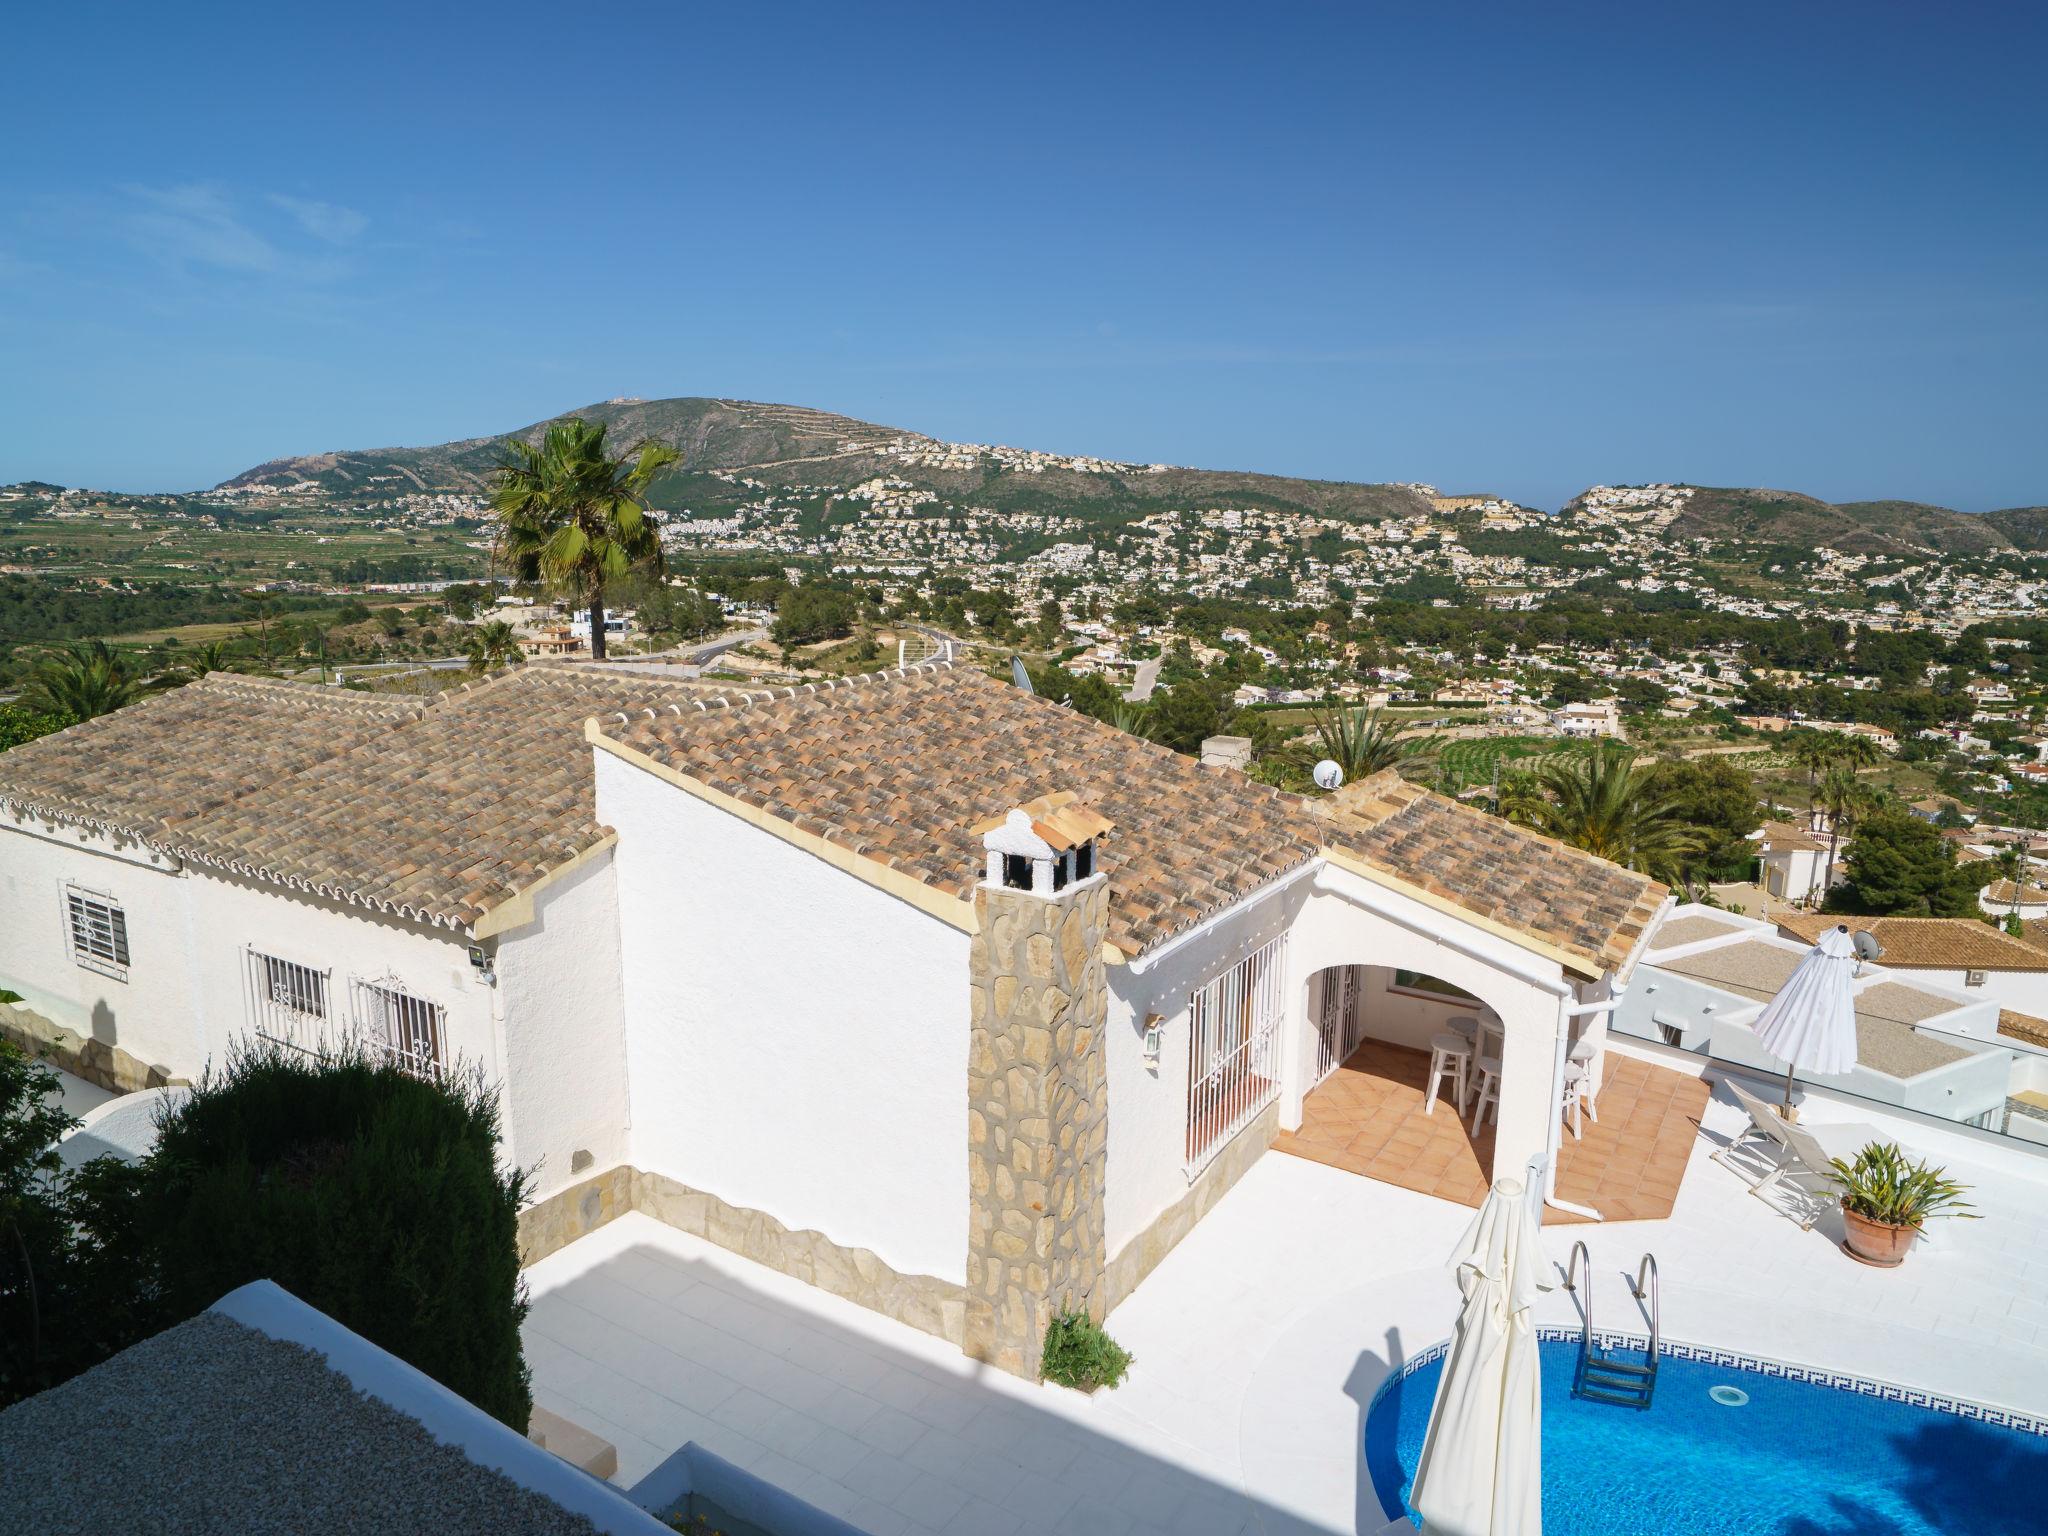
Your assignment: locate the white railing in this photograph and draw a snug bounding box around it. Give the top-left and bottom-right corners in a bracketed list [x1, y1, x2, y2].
[1312, 963, 1364, 1085]
[1185, 934, 1288, 1171]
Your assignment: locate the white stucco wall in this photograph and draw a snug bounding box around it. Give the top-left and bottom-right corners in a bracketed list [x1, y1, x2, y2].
[182, 870, 497, 1083]
[596, 750, 971, 1286]
[0, 817, 203, 1074]
[1103, 876, 1304, 1261]
[496, 850, 632, 1201]
[0, 816, 496, 1090]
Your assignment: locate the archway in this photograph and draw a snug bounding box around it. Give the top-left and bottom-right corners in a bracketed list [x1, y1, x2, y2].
[1279, 961, 1508, 1210]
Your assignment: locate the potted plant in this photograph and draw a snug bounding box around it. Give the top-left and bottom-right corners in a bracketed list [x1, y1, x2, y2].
[1829, 1141, 1977, 1267]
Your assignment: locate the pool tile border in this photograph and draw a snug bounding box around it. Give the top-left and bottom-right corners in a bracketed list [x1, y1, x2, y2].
[1373, 1326, 2048, 1438]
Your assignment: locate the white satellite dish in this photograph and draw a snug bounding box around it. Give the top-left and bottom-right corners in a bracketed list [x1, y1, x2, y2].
[1313, 759, 1345, 791]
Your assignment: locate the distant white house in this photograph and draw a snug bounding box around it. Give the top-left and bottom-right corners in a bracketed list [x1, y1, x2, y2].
[1551, 698, 1623, 739]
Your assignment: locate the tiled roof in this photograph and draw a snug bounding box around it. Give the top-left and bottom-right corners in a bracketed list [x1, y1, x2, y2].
[1311, 770, 1667, 973]
[1758, 818, 1824, 853]
[1775, 914, 2048, 972]
[598, 666, 1665, 971]
[1999, 1009, 2048, 1049]
[598, 664, 1323, 958]
[159, 667, 692, 928]
[0, 675, 422, 837]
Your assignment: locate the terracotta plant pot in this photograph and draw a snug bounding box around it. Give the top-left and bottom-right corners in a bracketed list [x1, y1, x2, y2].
[1842, 1207, 1920, 1267]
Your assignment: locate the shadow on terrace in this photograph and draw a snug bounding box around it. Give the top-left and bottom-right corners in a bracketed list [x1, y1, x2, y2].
[524, 1221, 1412, 1536]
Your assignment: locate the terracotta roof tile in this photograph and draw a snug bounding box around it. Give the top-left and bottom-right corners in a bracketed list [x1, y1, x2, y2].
[1775, 913, 2048, 972]
[0, 675, 424, 836]
[600, 667, 1664, 971]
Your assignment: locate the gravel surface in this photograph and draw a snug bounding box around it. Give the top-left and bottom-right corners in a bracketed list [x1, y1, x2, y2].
[0, 1311, 607, 1535]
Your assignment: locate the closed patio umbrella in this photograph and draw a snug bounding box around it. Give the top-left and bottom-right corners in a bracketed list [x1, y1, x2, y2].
[1409, 1176, 1550, 1536]
[1753, 924, 1861, 1110]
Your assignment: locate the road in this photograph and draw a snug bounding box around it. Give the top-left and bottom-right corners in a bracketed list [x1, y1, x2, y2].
[1125, 656, 1162, 703]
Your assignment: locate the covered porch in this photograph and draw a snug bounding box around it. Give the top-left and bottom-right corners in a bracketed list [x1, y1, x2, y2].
[1275, 1034, 1710, 1222]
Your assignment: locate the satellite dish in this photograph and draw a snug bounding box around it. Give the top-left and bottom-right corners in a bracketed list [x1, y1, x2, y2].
[1010, 656, 1035, 695]
[1313, 759, 1345, 792]
[1850, 929, 1883, 964]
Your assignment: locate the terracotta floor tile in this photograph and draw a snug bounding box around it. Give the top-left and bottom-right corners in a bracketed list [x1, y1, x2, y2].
[1274, 1038, 1709, 1222]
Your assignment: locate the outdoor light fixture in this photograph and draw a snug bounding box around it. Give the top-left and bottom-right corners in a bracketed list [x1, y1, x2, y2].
[1142, 1012, 1164, 1069]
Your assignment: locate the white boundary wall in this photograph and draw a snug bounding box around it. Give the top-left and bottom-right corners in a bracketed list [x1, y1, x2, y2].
[596, 751, 971, 1286]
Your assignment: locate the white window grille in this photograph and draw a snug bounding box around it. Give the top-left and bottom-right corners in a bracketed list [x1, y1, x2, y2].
[1312, 964, 1363, 1085]
[351, 977, 445, 1079]
[1185, 934, 1288, 1171]
[245, 948, 330, 1049]
[65, 887, 130, 978]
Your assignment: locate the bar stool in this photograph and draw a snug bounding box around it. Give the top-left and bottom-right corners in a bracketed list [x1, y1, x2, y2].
[1424, 1031, 1472, 1117]
[1445, 1015, 1481, 1109]
[1470, 1016, 1504, 1129]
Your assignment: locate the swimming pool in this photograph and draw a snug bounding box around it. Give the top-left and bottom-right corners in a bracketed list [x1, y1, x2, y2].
[1366, 1332, 2048, 1535]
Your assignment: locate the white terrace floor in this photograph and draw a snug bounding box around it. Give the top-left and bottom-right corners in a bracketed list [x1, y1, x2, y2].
[523, 1084, 2048, 1536]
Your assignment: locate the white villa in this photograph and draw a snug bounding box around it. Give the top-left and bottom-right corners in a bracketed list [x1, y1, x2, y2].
[11, 664, 2048, 1535]
[0, 662, 1668, 1374]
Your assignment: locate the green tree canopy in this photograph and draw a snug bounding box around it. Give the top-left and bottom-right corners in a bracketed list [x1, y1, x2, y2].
[1830, 808, 1984, 917]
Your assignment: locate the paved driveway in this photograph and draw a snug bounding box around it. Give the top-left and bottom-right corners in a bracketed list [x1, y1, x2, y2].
[523, 1083, 2048, 1535]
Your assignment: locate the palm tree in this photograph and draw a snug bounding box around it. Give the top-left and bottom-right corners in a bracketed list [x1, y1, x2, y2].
[1109, 701, 1153, 739]
[1308, 704, 1435, 785]
[1815, 767, 1883, 897]
[1525, 744, 1700, 884]
[1992, 844, 2028, 930]
[464, 621, 524, 677]
[1786, 731, 1837, 817]
[19, 642, 143, 723]
[489, 419, 679, 661]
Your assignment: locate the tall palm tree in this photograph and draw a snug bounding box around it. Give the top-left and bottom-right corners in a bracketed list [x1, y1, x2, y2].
[1815, 767, 1883, 897]
[1308, 704, 1435, 785]
[464, 620, 524, 677]
[20, 642, 143, 723]
[1992, 844, 2028, 929]
[489, 419, 679, 661]
[1526, 744, 1699, 884]
[1786, 731, 1837, 817]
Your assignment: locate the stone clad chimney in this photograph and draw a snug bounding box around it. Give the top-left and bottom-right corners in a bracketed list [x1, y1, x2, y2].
[964, 793, 1113, 1378]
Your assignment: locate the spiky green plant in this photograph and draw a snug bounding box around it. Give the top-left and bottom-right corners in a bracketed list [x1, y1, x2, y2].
[1828, 1141, 1977, 1229]
[1307, 704, 1434, 785]
[490, 418, 679, 661]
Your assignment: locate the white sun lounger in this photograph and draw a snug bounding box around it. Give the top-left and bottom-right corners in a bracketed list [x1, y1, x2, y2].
[1713, 1080, 1887, 1230]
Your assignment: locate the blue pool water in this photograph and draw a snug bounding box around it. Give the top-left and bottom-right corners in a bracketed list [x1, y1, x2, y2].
[1366, 1337, 2048, 1535]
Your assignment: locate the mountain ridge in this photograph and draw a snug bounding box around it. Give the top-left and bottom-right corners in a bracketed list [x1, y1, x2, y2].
[214, 394, 2046, 551]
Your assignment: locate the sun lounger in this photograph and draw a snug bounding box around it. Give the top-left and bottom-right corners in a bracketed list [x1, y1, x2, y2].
[1713, 1080, 1887, 1230]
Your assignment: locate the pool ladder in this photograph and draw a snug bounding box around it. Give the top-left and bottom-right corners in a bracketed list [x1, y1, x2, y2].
[1562, 1243, 1660, 1410]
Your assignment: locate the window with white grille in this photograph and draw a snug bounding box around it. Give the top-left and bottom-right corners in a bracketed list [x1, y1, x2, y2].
[1184, 934, 1287, 1171]
[65, 888, 130, 978]
[246, 949, 330, 1048]
[352, 977, 445, 1079]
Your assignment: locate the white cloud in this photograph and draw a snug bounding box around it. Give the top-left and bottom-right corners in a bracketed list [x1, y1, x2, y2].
[121, 183, 279, 272]
[268, 194, 368, 244]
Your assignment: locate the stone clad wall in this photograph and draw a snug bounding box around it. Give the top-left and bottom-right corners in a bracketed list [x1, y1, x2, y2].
[963, 878, 1110, 1378]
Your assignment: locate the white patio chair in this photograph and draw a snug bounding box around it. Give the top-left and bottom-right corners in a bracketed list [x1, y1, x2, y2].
[1714, 1080, 1883, 1230]
[1561, 1062, 1593, 1140]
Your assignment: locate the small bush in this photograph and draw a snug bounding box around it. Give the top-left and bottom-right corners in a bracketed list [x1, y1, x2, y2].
[1041, 1309, 1132, 1392]
[136, 1040, 533, 1429]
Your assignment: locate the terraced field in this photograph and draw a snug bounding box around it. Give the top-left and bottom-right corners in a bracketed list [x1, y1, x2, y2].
[1433, 735, 1596, 790]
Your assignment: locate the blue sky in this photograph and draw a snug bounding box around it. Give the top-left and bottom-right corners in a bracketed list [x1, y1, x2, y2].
[3, 2, 2043, 509]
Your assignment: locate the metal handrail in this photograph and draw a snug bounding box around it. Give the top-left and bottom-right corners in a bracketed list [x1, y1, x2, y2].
[1631, 1253, 1660, 1366]
[1562, 1239, 1592, 1352]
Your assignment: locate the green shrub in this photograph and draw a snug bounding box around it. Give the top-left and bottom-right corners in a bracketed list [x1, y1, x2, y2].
[136, 1041, 533, 1429]
[1041, 1309, 1132, 1392]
